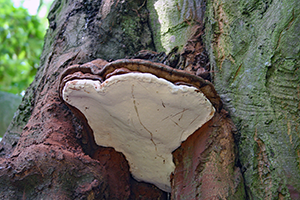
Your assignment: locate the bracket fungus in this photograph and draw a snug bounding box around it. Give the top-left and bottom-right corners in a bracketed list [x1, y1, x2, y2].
[60, 59, 222, 192]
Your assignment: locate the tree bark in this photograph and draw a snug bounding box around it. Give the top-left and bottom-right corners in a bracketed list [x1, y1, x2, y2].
[0, 0, 165, 199]
[204, 0, 300, 199]
[0, 0, 299, 199]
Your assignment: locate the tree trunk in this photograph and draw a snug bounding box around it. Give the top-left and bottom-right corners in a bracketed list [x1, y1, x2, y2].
[204, 0, 300, 199]
[0, 0, 299, 199]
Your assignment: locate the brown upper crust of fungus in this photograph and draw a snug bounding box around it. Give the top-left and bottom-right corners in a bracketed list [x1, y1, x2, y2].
[60, 59, 222, 111]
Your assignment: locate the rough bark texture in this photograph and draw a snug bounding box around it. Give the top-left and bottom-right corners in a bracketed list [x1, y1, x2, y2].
[204, 0, 300, 199]
[0, 0, 155, 157]
[172, 110, 245, 199]
[1, 0, 298, 199]
[0, 0, 167, 199]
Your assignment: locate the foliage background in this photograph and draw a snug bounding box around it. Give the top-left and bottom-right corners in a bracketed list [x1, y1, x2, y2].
[0, 0, 51, 139]
[0, 0, 49, 94]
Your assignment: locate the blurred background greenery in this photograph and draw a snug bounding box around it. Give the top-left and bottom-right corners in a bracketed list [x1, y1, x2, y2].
[0, 0, 52, 94]
[0, 0, 52, 140]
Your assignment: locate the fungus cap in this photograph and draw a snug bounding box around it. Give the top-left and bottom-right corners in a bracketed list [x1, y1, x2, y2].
[62, 72, 215, 192]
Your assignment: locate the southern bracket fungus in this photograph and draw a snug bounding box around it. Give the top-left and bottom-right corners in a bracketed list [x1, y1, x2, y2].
[59, 59, 222, 192]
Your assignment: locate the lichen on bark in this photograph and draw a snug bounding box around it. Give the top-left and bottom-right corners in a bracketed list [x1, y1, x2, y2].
[147, 0, 206, 53]
[204, 0, 300, 199]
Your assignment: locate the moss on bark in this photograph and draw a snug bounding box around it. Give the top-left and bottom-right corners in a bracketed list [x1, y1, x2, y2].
[204, 0, 300, 199]
[147, 0, 205, 53]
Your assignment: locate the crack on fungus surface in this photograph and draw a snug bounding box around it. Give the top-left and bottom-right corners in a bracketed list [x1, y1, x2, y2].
[131, 84, 157, 151]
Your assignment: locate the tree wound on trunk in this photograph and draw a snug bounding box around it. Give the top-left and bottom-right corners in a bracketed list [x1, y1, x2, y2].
[60, 59, 221, 192]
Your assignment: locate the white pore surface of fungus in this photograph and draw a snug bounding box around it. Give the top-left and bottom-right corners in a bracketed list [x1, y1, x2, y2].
[62, 73, 215, 192]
